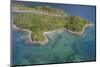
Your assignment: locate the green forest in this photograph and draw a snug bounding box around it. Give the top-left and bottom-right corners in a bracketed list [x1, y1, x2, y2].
[14, 13, 89, 42]
[13, 5, 90, 42]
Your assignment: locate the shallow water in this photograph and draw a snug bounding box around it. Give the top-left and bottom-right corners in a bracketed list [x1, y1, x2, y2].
[12, 1, 96, 65]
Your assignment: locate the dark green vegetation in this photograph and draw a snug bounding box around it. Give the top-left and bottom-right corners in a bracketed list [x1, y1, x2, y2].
[65, 16, 90, 32]
[13, 5, 90, 42]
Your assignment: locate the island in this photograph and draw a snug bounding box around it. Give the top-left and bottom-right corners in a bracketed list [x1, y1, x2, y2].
[12, 4, 93, 45]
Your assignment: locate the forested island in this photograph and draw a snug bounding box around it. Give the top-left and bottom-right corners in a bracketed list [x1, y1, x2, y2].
[12, 4, 92, 45]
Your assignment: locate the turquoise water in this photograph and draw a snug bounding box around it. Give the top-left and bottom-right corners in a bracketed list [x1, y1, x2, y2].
[12, 1, 96, 66]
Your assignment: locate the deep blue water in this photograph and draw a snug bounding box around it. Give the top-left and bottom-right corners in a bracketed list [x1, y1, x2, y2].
[12, 1, 96, 66]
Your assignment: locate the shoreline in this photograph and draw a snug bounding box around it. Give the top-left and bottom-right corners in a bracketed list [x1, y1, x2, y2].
[12, 24, 48, 45]
[12, 23, 93, 45]
[12, 7, 67, 17]
[65, 23, 93, 35]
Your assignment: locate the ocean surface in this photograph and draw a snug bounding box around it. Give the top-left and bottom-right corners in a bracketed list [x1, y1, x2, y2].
[12, 1, 96, 66]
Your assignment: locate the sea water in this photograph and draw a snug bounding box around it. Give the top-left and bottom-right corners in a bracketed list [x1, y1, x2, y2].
[12, 1, 96, 65]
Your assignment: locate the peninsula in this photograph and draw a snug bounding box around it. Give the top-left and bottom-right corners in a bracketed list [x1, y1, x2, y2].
[12, 4, 92, 45]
